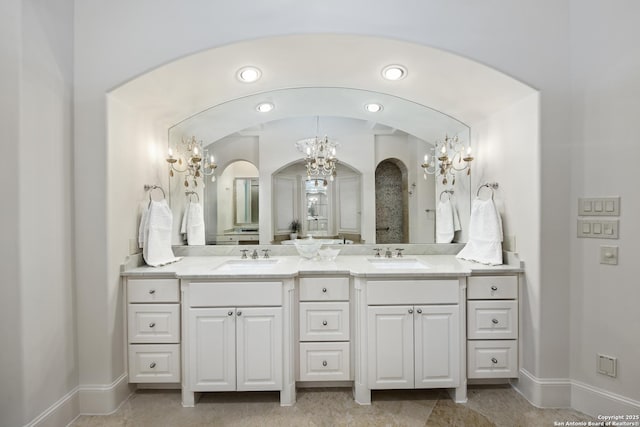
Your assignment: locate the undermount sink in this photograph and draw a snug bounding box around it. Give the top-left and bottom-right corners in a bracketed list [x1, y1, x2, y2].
[214, 258, 280, 272]
[366, 257, 430, 269]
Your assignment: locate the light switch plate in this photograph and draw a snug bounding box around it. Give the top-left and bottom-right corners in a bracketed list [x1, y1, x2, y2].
[578, 197, 620, 216]
[597, 354, 617, 377]
[577, 219, 619, 239]
[600, 246, 618, 265]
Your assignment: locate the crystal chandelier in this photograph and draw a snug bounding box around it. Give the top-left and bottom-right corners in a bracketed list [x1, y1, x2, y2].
[166, 136, 217, 188]
[421, 134, 474, 185]
[295, 118, 339, 187]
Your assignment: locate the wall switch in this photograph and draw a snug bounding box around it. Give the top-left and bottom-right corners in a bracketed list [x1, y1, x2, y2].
[577, 219, 619, 239]
[578, 197, 620, 216]
[600, 245, 618, 265]
[503, 234, 516, 251]
[597, 354, 617, 377]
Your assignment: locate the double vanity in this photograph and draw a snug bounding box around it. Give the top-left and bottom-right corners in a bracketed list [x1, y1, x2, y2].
[122, 249, 522, 407]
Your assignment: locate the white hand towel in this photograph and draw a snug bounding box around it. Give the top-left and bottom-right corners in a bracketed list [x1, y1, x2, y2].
[436, 199, 455, 243]
[186, 202, 205, 245]
[143, 199, 181, 266]
[138, 205, 149, 249]
[451, 198, 461, 232]
[456, 197, 503, 265]
[180, 201, 191, 237]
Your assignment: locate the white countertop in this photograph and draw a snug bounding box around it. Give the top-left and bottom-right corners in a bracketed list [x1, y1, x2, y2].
[122, 255, 523, 280]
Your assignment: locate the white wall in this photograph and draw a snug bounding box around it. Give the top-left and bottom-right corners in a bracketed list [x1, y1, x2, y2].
[0, 0, 77, 426]
[569, 0, 640, 413]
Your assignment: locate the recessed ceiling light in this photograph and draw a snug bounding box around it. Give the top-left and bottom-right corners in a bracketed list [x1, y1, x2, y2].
[365, 103, 383, 113]
[381, 64, 407, 81]
[256, 102, 274, 113]
[237, 66, 262, 83]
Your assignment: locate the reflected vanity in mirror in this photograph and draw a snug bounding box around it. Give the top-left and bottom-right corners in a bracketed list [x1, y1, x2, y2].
[166, 87, 472, 245]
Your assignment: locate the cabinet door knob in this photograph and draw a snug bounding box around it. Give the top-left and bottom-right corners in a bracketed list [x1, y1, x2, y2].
[416, 308, 422, 314]
[149, 322, 156, 328]
[237, 311, 242, 316]
[322, 360, 328, 367]
[148, 289, 156, 295]
[408, 308, 414, 314]
[322, 320, 328, 326]
[491, 358, 498, 364]
[491, 285, 498, 291]
[149, 362, 156, 369]
[322, 287, 327, 293]
[228, 311, 233, 316]
[492, 318, 499, 324]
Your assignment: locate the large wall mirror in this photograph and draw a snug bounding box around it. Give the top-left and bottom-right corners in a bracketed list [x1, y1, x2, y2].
[168, 87, 471, 245]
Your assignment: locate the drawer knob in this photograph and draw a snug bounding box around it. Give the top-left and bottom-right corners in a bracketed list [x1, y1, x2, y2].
[322, 287, 327, 293]
[416, 308, 422, 314]
[149, 322, 156, 328]
[148, 289, 156, 295]
[228, 311, 233, 316]
[149, 362, 156, 369]
[322, 360, 328, 367]
[491, 358, 498, 364]
[237, 311, 242, 316]
[492, 318, 499, 324]
[491, 285, 498, 291]
[408, 308, 414, 314]
[322, 320, 328, 326]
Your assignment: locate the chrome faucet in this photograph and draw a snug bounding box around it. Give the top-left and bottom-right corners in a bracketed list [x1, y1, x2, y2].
[373, 248, 382, 258]
[262, 249, 270, 259]
[385, 248, 393, 258]
[395, 248, 404, 258]
[240, 249, 248, 259]
[251, 249, 259, 259]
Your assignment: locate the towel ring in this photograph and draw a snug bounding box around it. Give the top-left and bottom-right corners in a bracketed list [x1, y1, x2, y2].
[476, 182, 499, 199]
[439, 190, 454, 202]
[186, 191, 200, 203]
[144, 185, 166, 206]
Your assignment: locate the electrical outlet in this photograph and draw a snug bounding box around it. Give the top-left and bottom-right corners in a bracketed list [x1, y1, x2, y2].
[597, 354, 617, 377]
[600, 246, 618, 265]
[129, 238, 141, 255]
[503, 235, 516, 251]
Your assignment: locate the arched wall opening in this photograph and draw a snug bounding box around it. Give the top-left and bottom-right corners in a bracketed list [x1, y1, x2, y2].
[106, 33, 540, 400]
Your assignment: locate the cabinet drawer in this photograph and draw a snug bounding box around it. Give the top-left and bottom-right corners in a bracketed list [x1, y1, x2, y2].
[127, 278, 179, 303]
[128, 304, 180, 343]
[467, 340, 518, 378]
[299, 302, 350, 341]
[299, 277, 349, 301]
[367, 280, 459, 305]
[128, 344, 180, 383]
[299, 342, 350, 381]
[468, 276, 517, 300]
[467, 300, 518, 339]
[189, 281, 282, 307]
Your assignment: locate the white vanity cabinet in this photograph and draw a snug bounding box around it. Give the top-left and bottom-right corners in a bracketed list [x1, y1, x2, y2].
[298, 276, 351, 382]
[466, 274, 519, 379]
[357, 278, 465, 403]
[181, 279, 293, 407]
[125, 278, 181, 383]
[188, 306, 282, 391]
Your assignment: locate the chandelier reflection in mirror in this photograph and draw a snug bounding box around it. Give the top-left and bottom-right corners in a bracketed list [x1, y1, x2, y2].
[295, 118, 339, 187]
[421, 134, 474, 185]
[166, 136, 217, 189]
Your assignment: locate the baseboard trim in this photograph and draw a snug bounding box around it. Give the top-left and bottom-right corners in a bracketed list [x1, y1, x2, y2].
[24, 386, 80, 427]
[78, 373, 134, 415]
[512, 368, 572, 408]
[571, 380, 640, 418]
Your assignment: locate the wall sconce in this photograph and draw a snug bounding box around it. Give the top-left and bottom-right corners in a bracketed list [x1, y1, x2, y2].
[166, 136, 217, 188]
[421, 134, 473, 185]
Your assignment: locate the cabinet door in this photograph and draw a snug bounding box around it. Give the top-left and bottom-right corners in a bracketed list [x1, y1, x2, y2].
[188, 308, 236, 391]
[367, 305, 414, 389]
[414, 305, 459, 388]
[236, 307, 283, 391]
[336, 174, 360, 233]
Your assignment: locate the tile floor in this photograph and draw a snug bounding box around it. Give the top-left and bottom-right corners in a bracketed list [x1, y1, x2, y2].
[72, 385, 594, 426]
